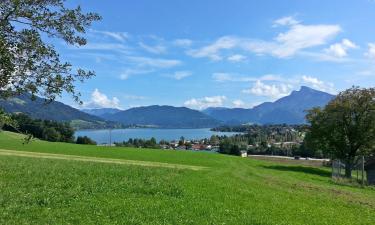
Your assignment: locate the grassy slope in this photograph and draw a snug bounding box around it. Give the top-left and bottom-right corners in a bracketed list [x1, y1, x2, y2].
[0, 131, 374, 225]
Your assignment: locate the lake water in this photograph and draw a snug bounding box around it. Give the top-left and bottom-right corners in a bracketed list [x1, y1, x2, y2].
[75, 128, 239, 144]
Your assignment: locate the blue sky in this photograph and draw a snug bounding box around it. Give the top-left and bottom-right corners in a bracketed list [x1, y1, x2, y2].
[58, 0, 375, 110]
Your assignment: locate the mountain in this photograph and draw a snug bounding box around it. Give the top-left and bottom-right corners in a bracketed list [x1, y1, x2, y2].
[0, 86, 333, 129]
[202, 107, 228, 115]
[106, 105, 221, 128]
[203, 86, 334, 124]
[82, 108, 122, 117]
[0, 94, 118, 129]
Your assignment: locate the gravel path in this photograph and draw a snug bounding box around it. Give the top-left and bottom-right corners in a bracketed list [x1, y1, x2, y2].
[0, 149, 207, 171]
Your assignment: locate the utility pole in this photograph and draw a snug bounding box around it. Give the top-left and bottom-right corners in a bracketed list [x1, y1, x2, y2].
[109, 128, 112, 147]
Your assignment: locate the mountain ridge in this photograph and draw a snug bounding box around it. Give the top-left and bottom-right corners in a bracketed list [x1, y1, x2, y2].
[102, 105, 221, 128]
[0, 94, 119, 129]
[82, 108, 122, 117]
[202, 86, 334, 124]
[0, 86, 335, 129]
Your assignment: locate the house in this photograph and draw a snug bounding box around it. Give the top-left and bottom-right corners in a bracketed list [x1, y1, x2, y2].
[176, 146, 187, 150]
[247, 145, 255, 149]
[169, 141, 179, 148]
[97, 143, 116, 147]
[240, 150, 247, 158]
[365, 158, 375, 185]
[160, 144, 169, 149]
[192, 144, 207, 151]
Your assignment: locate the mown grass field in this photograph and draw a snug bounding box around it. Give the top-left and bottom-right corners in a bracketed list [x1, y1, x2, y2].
[0, 131, 374, 224]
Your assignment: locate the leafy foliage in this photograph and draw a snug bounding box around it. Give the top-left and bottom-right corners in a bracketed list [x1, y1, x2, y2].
[76, 136, 96, 145]
[3, 113, 75, 142]
[115, 137, 159, 149]
[0, 0, 100, 102]
[305, 86, 375, 177]
[0, 109, 15, 129]
[213, 124, 316, 157]
[219, 138, 243, 155]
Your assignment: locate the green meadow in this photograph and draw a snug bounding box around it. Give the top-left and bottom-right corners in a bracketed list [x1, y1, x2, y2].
[0, 131, 374, 224]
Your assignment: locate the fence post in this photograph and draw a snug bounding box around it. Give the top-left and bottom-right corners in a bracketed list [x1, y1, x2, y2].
[361, 156, 365, 186]
[357, 165, 359, 181]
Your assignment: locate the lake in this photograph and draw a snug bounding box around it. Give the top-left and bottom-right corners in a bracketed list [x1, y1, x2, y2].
[75, 128, 239, 144]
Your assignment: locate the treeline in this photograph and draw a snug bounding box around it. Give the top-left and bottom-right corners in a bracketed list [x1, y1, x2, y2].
[213, 124, 306, 144]
[3, 113, 75, 142]
[114, 138, 159, 149]
[217, 134, 319, 158]
[212, 124, 308, 137]
[1, 112, 96, 145]
[212, 124, 324, 158]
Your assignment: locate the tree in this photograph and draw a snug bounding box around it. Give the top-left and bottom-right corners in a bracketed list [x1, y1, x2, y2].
[210, 135, 219, 145]
[219, 139, 232, 154]
[178, 136, 185, 145]
[0, 0, 101, 102]
[0, 109, 14, 130]
[76, 136, 96, 145]
[43, 127, 60, 142]
[305, 87, 375, 178]
[230, 144, 241, 156]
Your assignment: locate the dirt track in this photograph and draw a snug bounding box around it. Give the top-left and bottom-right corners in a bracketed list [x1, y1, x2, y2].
[0, 149, 207, 171]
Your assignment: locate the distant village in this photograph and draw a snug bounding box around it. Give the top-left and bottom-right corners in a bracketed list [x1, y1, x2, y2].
[113, 124, 306, 157]
[159, 139, 301, 152]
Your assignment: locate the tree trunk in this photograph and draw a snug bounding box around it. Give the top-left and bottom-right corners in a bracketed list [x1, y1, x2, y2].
[345, 163, 352, 178]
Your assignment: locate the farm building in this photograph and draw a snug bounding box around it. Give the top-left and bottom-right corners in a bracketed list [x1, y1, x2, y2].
[365, 158, 375, 185]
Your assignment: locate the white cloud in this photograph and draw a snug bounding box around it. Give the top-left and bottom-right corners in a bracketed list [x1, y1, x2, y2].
[166, 71, 192, 80]
[242, 80, 293, 99]
[184, 96, 227, 110]
[127, 56, 181, 68]
[173, 39, 193, 47]
[123, 94, 147, 100]
[324, 39, 358, 58]
[365, 43, 375, 59]
[260, 74, 283, 81]
[227, 54, 247, 62]
[299, 51, 352, 62]
[78, 43, 128, 51]
[91, 30, 129, 42]
[212, 73, 238, 82]
[240, 74, 335, 100]
[120, 69, 153, 80]
[212, 72, 281, 82]
[301, 75, 335, 93]
[139, 42, 167, 54]
[83, 89, 121, 109]
[188, 18, 341, 60]
[212, 73, 233, 82]
[232, 99, 245, 108]
[270, 24, 341, 57]
[273, 16, 300, 27]
[231, 99, 261, 108]
[187, 36, 238, 60]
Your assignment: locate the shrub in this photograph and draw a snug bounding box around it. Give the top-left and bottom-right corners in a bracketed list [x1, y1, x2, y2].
[76, 136, 97, 145]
